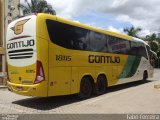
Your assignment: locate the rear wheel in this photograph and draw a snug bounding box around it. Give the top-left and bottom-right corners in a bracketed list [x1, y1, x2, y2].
[78, 77, 92, 99]
[94, 75, 107, 95]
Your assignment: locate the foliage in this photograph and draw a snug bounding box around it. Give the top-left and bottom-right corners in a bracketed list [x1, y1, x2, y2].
[149, 41, 159, 52]
[18, 0, 56, 16]
[123, 26, 142, 38]
[145, 33, 157, 42]
[145, 33, 160, 52]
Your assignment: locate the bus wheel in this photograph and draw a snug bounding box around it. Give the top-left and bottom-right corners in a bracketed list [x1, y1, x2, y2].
[94, 75, 107, 95]
[143, 71, 148, 82]
[78, 77, 92, 99]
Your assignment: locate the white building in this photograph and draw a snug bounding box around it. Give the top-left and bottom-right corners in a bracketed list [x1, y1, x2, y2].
[0, 0, 20, 84]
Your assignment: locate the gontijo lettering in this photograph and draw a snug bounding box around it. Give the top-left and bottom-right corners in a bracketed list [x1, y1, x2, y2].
[88, 55, 120, 63]
[7, 39, 35, 49]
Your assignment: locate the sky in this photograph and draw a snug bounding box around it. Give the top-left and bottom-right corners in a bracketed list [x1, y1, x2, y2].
[21, 0, 160, 37]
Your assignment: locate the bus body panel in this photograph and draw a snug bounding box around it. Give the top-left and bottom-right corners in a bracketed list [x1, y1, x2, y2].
[71, 67, 80, 94]
[47, 42, 129, 96]
[7, 15, 48, 97]
[7, 81, 47, 97]
[48, 67, 71, 96]
[115, 56, 149, 85]
[35, 37, 49, 97]
[6, 15, 37, 85]
[6, 13, 154, 97]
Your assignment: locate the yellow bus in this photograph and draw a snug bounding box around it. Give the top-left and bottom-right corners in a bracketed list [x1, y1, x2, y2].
[6, 13, 154, 99]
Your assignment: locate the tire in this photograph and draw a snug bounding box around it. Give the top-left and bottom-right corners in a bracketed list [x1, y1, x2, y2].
[78, 77, 92, 99]
[143, 71, 148, 82]
[94, 76, 107, 95]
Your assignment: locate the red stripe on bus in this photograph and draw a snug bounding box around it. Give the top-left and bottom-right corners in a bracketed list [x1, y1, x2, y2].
[9, 36, 32, 41]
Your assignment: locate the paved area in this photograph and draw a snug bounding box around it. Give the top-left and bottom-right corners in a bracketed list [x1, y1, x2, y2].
[0, 69, 160, 114]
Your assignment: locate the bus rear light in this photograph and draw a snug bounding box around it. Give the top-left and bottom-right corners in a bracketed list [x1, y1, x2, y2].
[34, 61, 45, 84]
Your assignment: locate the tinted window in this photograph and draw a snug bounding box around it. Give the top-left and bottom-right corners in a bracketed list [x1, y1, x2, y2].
[138, 44, 148, 59]
[71, 27, 89, 50]
[107, 37, 130, 54]
[117, 39, 130, 54]
[46, 19, 146, 57]
[130, 41, 148, 59]
[107, 36, 119, 53]
[46, 19, 89, 50]
[89, 31, 107, 52]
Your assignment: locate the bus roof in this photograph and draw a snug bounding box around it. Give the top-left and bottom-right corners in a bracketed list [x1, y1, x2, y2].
[132, 37, 149, 46]
[37, 13, 147, 44]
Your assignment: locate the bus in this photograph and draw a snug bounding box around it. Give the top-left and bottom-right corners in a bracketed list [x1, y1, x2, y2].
[6, 13, 154, 99]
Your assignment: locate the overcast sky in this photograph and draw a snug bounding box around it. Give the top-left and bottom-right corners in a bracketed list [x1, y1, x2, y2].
[21, 0, 160, 37]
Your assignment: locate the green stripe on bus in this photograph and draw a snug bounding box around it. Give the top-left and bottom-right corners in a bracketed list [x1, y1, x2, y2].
[118, 56, 141, 79]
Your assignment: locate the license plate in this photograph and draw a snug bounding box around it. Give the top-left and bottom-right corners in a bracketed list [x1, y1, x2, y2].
[16, 86, 23, 91]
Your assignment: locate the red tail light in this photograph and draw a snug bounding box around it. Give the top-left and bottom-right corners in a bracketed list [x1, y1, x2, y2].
[34, 61, 45, 84]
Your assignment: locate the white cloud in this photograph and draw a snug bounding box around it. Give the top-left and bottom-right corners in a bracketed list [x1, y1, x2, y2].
[99, 0, 160, 33]
[47, 0, 82, 19]
[73, 20, 80, 23]
[47, 0, 160, 36]
[138, 29, 151, 38]
[107, 26, 124, 34]
[111, 0, 129, 8]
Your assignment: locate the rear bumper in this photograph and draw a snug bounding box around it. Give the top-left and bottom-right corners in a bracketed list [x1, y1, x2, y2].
[7, 81, 47, 97]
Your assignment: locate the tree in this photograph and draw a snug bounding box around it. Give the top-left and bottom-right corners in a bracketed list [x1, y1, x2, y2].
[150, 41, 159, 52]
[145, 33, 157, 42]
[145, 33, 160, 52]
[18, 0, 56, 16]
[123, 26, 142, 38]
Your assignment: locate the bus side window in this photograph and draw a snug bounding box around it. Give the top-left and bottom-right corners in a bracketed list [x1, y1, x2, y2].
[107, 36, 125, 54]
[130, 41, 148, 59]
[107, 36, 115, 53]
[89, 31, 107, 52]
[71, 27, 89, 51]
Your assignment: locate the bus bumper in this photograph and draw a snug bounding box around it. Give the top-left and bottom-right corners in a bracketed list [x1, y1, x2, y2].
[7, 81, 47, 97]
